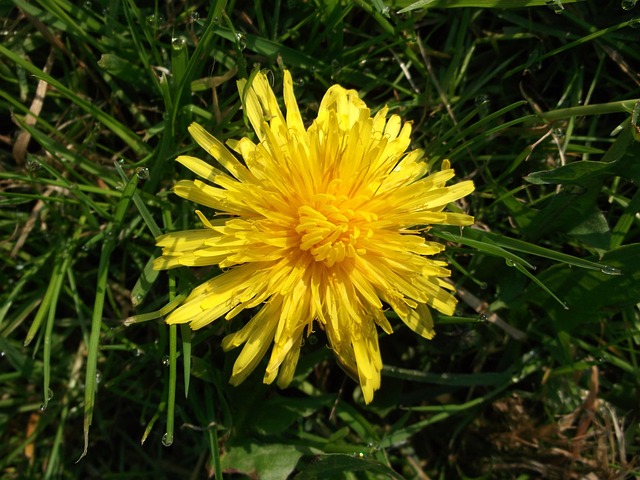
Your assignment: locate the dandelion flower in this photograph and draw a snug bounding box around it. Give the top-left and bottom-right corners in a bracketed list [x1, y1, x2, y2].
[154, 70, 475, 403]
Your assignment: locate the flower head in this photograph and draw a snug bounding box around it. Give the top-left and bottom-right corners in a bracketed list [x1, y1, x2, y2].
[154, 71, 474, 403]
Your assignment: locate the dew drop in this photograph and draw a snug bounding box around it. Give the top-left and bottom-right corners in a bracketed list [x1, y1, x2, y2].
[190, 11, 200, 21]
[161, 355, 170, 366]
[296, 78, 305, 87]
[552, 127, 565, 137]
[136, 166, 150, 179]
[26, 158, 40, 172]
[505, 259, 516, 267]
[545, 0, 564, 13]
[15, 263, 24, 271]
[84, 1, 92, 10]
[147, 14, 156, 25]
[162, 433, 173, 447]
[95, 370, 102, 384]
[307, 334, 318, 345]
[40, 403, 47, 412]
[475, 94, 490, 106]
[0, 351, 5, 358]
[479, 313, 488, 322]
[101, 7, 109, 15]
[235, 33, 247, 50]
[621, 0, 637, 10]
[171, 36, 186, 50]
[47, 388, 54, 401]
[600, 265, 622, 275]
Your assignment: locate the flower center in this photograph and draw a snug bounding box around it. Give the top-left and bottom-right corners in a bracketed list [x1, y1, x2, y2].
[295, 195, 369, 267]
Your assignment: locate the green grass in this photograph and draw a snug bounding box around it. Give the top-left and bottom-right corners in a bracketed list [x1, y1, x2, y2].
[1, 0, 639, 478]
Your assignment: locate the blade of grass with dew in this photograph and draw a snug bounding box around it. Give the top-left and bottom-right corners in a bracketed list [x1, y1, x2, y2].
[114, 162, 163, 306]
[123, 294, 188, 326]
[0, 45, 148, 156]
[538, 99, 640, 122]
[463, 228, 616, 272]
[505, 18, 640, 78]
[80, 166, 138, 460]
[163, 324, 177, 447]
[42, 236, 79, 411]
[394, 0, 586, 13]
[432, 228, 536, 270]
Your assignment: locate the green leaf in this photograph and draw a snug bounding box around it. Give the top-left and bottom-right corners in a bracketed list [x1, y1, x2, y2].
[97, 53, 148, 86]
[296, 454, 404, 480]
[220, 442, 307, 480]
[524, 160, 612, 186]
[528, 244, 640, 332]
[251, 395, 334, 435]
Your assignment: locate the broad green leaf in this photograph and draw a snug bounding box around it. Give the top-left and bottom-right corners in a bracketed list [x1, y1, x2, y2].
[220, 442, 307, 480]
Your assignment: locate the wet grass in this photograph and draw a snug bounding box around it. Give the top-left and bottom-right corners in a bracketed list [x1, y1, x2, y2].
[1, 0, 639, 478]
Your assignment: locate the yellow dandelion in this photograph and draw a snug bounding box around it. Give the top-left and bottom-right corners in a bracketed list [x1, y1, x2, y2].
[154, 70, 475, 403]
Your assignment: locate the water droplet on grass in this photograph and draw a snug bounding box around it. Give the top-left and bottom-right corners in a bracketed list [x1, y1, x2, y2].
[26, 158, 40, 171]
[162, 433, 173, 447]
[600, 265, 622, 275]
[621, 0, 637, 10]
[162, 355, 170, 366]
[235, 33, 247, 50]
[95, 371, 102, 384]
[47, 388, 54, 400]
[545, 0, 564, 13]
[479, 313, 488, 322]
[171, 37, 186, 50]
[475, 94, 490, 106]
[84, 1, 92, 10]
[190, 11, 200, 21]
[40, 404, 47, 412]
[136, 166, 150, 179]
